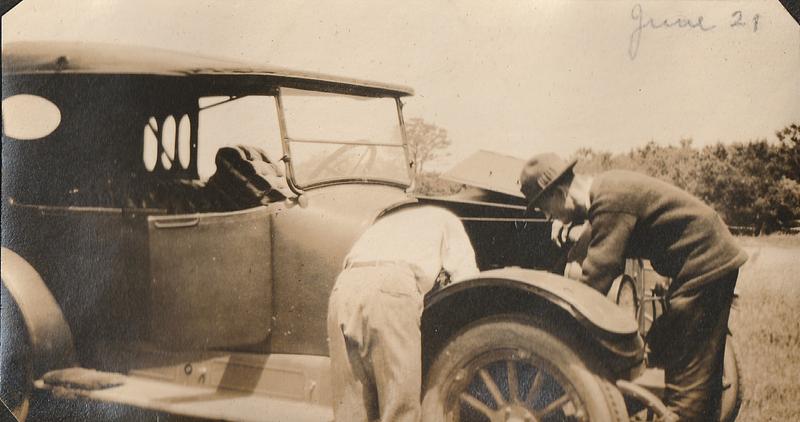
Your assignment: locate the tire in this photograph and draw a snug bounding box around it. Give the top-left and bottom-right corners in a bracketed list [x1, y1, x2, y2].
[0, 283, 32, 421]
[719, 339, 742, 422]
[422, 317, 628, 421]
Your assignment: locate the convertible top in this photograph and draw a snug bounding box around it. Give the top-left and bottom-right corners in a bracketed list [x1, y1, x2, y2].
[2, 41, 414, 97]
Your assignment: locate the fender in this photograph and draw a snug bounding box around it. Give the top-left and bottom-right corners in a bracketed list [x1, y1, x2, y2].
[1, 248, 75, 378]
[422, 267, 643, 377]
[428, 267, 638, 334]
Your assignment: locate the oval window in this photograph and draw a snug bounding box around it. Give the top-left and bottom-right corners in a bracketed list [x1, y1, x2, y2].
[2, 94, 62, 140]
[161, 115, 176, 170]
[178, 114, 191, 169]
[143, 117, 159, 171]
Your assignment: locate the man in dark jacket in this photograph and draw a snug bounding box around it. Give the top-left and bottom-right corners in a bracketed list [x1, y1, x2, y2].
[520, 153, 747, 421]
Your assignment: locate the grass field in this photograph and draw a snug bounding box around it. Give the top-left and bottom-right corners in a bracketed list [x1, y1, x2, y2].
[729, 234, 800, 421]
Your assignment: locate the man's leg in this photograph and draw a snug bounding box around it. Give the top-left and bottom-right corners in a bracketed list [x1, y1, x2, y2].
[662, 271, 738, 421]
[327, 271, 375, 422]
[363, 266, 423, 422]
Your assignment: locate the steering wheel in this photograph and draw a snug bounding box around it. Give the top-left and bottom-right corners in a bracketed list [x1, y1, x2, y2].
[307, 144, 378, 180]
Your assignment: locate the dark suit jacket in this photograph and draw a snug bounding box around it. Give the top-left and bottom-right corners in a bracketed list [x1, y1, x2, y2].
[581, 170, 747, 297]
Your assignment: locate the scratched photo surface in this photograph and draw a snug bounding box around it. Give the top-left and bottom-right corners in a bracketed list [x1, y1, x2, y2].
[2, 1, 799, 421]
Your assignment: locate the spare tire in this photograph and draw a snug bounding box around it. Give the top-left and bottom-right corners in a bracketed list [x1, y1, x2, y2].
[422, 317, 628, 421]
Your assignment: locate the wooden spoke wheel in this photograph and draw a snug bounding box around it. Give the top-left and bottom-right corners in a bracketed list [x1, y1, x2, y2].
[423, 318, 628, 422]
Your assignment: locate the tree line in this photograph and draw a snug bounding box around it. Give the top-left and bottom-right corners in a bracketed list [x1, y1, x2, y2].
[572, 123, 799, 235]
[409, 119, 799, 235]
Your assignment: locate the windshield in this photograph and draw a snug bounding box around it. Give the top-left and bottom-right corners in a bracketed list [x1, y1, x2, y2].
[280, 88, 411, 188]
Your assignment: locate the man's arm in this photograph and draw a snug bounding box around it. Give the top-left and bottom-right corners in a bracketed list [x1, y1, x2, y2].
[441, 214, 480, 283]
[581, 211, 637, 294]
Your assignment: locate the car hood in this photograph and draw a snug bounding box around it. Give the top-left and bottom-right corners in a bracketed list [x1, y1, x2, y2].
[441, 150, 527, 200]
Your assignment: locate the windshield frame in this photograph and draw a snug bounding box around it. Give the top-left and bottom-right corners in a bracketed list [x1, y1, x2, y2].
[276, 87, 413, 192]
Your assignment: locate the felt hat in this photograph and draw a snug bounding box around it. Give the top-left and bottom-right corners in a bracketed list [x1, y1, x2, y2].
[519, 153, 577, 212]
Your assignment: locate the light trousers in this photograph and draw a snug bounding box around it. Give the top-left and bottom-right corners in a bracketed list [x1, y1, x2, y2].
[327, 264, 423, 422]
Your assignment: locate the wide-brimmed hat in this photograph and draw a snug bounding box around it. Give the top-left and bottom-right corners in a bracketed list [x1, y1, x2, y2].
[519, 153, 577, 212]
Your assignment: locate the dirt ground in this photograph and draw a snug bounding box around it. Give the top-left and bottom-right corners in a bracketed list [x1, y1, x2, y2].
[729, 235, 800, 421]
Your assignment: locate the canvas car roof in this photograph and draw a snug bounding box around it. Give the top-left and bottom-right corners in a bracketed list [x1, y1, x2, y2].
[2, 41, 413, 97]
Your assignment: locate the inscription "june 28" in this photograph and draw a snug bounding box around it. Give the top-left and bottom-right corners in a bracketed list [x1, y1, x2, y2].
[628, 3, 761, 60]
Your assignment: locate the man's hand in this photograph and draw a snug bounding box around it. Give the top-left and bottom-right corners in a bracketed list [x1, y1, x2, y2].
[428, 268, 453, 294]
[436, 268, 453, 287]
[551, 221, 587, 247]
[564, 261, 583, 280]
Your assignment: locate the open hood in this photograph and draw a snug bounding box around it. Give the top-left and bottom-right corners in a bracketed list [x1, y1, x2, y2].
[417, 150, 556, 272]
[441, 150, 525, 198]
[437, 150, 529, 207]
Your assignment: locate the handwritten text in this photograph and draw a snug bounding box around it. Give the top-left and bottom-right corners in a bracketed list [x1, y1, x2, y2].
[628, 4, 760, 60]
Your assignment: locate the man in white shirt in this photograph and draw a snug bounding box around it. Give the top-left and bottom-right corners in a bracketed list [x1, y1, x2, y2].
[327, 205, 479, 422]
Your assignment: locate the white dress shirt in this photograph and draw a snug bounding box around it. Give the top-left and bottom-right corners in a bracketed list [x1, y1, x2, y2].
[344, 205, 480, 293]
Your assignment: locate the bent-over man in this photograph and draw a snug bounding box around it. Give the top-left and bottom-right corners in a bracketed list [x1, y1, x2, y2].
[327, 205, 479, 422]
[519, 153, 747, 421]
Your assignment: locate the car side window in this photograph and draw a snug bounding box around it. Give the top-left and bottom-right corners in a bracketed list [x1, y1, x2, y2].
[143, 117, 159, 171]
[177, 114, 191, 169]
[142, 113, 192, 172]
[160, 115, 176, 170]
[197, 96, 283, 181]
[2, 94, 62, 140]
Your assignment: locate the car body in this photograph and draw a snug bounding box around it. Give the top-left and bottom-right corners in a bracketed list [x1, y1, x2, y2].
[1, 42, 642, 421]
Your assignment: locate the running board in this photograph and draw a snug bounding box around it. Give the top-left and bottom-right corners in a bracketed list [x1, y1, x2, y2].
[35, 374, 333, 422]
[35, 353, 334, 421]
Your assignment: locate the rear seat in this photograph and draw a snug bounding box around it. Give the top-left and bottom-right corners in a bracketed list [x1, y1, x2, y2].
[59, 145, 291, 213]
[203, 145, 292, 212]
[138, 145, 291, 213]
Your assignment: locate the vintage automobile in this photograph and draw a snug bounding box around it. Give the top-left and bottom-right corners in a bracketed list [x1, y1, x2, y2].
[1, 42, 643, 421]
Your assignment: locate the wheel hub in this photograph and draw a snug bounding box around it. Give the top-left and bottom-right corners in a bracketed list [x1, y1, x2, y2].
[451, 354, 588, 422]
[500, 404, 536, 422]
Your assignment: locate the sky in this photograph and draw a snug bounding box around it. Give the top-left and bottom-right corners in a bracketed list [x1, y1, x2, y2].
[3, 0, 799, 170]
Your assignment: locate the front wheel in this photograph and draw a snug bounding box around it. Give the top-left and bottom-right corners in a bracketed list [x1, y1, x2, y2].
[422, 318, 628, 421]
